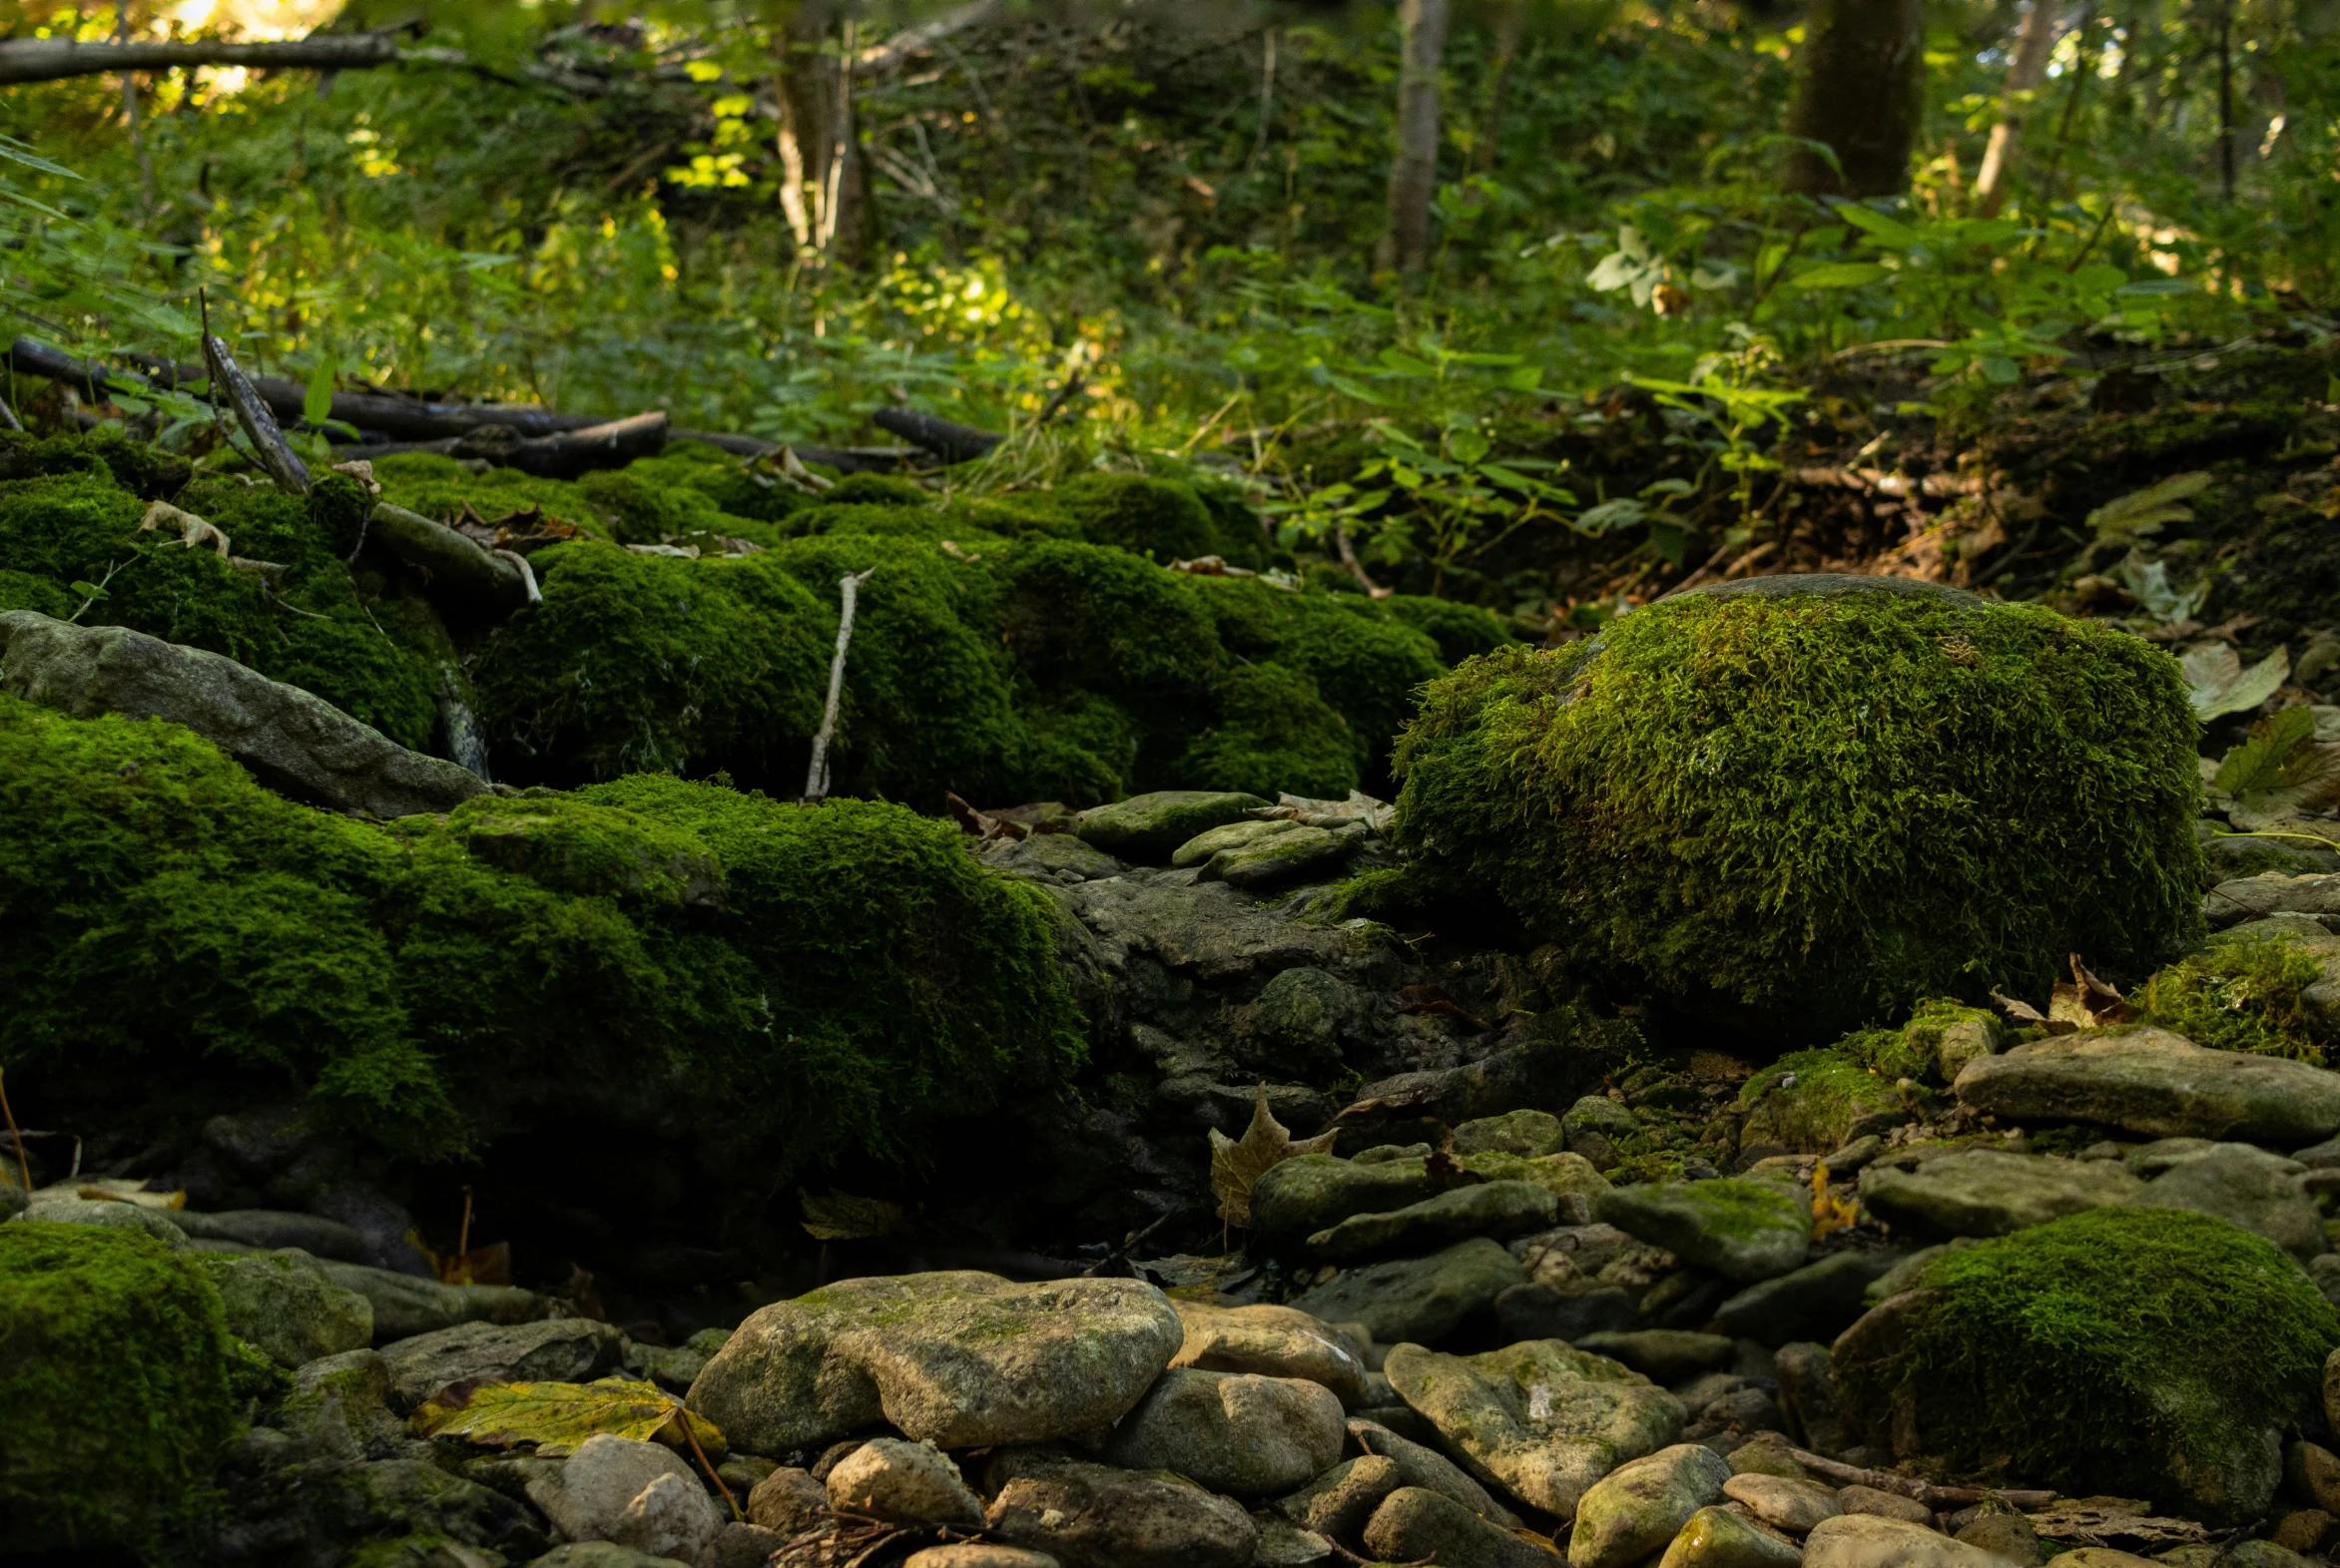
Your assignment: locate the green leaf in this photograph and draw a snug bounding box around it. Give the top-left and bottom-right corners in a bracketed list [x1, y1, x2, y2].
[1790, 262, 1891, 290]
[1500, 364, 1544, 392]
[2213, 708, 2328, 806]
[1378, 348, 1438, 378]
[1573, 498, 1648, 535]
[68, 580, 107, 602]
[302, 356, 338, 427]
[413, 1377, 726, 1459]
[1981, 355, 2020, 384]
[2087, 471, 2214, 538]
[1834, 206, 1924, 249]
[1448, 428, 1490, 464]
[1648, 519, 1689, 568]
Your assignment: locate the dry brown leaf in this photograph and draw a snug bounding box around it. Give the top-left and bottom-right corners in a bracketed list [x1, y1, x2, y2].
[1209, 1085, 1337, 1229]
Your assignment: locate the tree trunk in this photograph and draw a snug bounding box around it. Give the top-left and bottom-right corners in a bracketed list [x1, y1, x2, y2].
[1972, 0, 2071, 215]
[780, 7, 874, 268]
[1473, 0, 1529, 175]
[1785, 0, 1927, 198]
[1377, 0, 1450, 274]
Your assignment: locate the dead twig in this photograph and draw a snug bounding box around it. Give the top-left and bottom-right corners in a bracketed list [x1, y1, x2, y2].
[200, 290, 309, 495]
[0, 1068, 29, 1198]
[804, 569, 877, 803]
[1788, 1447, 2053, 1508]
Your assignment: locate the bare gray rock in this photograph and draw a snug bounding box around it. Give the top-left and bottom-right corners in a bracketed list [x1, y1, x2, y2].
[982, 1448, 1258, 1568]
[1953, 1029, 2340, 1143]
[1103, 1368, 1346, 1496]
[0, 609, 484, 816]
[825, 1437, 984, 1527]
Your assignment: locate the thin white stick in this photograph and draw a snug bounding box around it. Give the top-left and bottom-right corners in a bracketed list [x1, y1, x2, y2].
[804, 568, 875, 802]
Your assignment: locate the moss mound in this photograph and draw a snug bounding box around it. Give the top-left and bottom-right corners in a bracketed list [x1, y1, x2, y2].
[1392, 585, 2204, 1034]
[1835, 1207, 2338, 1520]
[2143, 929, 2332, 1063]
[0, 696, 1083, 1171]
[0, 1223, 248, 1552]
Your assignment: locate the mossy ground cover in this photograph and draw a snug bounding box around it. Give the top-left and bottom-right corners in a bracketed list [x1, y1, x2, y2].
[1389, 589, 2203, 1036]
[1835, 1207, 2340, 1518]
[2143, 929, 2333, 1064]
[0, 695, 1083, 1176]
[0, 1223, 253, 1554]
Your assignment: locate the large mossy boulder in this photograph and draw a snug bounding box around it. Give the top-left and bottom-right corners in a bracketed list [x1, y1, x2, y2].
[0, 1222, 261, 1553]
[1831, 1207, 2339, 1522]
[1391, 577, 2203, 1035]
[0, 695, 1084, 1175]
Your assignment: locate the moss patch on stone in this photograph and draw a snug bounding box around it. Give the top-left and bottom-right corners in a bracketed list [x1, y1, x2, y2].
[1835, 1207, 2338, 1519]
[0, 697, 1084, 1172]
[1391, 589, 2204, 1036]
[2143, 930, 2332, 1064]
[0, 1222, 248, 1553]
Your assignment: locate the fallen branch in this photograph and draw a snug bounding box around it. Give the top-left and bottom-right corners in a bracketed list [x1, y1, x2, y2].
[367, 504, 534, 616]
[0, 30, 403, 88]
[202, 298, 309, 495]
[1788, 1447, 2053, 1509]
[857, 0, 1003, 72]
[873, 406, 1004, 463]
[1792, 466, 1985, 500]
[804, 569, 876, 803]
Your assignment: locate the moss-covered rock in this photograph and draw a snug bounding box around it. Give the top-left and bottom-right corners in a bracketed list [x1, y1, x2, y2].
[1074, 788, 1270, 861]
[2144, 926, 2335, 1064]
[1832, 1207, 2339, 1521]
[0, 1222, 253, 1552]
[1392, 579, 2204, 1036]
[0, 696, 1084, 1175]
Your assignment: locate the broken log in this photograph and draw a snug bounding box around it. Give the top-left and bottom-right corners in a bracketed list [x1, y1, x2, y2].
[872, 407, 1004, 463]
[367, 504, 533, 617]
[0, 30, 403, 88]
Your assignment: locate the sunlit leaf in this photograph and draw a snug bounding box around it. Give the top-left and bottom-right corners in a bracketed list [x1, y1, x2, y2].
[1833, 206, 1923, 249]
[302, 355, 338, 427]
[2184, 643, 2290, 721]
[414, 1377, 725, 1459]
[2087, 471, 2213, 538]
[1790, 262, 1890, 289]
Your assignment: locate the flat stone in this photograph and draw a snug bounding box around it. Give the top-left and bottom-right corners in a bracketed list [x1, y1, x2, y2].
[1497, 1283, 1638, 1343]
[1465, 1151, 1613, 1217]
[1251, 1154, 1438, 1257]
[1457, 1110, 1569, 1158]
[316, 1260, 545, 1342]
[826, 1437, 984, 1527]
[1308, 1181, 1560, 1264]
[2124, 1143, 2325, 1262]
[1659, 1505, 1806, 1568]
[1249, 1514, 1337, 1565]
[1277, 1454, 1403, 1546]
[1596, 1181, 1812, 1283]
[1349, 1416, 1522, 1528]
[1363, 1487, 1565, 1567]
[523, 1434, 720, 1561]
[1384, 1339, 1683, 1518]
[687, 1272, 1182, 1453]
[1713, 1251, 1909, 1347]
[982, 1448, 1257, 1568]
[0, 609, 485, 817]
[1727, 1434, 1808, 1480]
[745, 1466, 825, 1535]
[1858, 1151, 2142, 1237]
[1840, 1486, 1934, 1524]
[192, 1249, 373, 1368]
[1569, 1443, 1733, 1568]
[1772, 1341, 1851, 1455]
[381, 1318, 625, 1410]
[901, 1549, 1064, 1568]
[175, 1209, 368, 1261]
[1805, 1514, 2004, 1568]
[1171, 1302, 1369, 1409]
[2204, 873, 2340, 930]
[697, 1524, 792, 1568]
[18, 1197, 188, 1248]
[1075, 791, 1270, 861]
[1575, 1331, 1735, 1384]
[1102, 1368, 1347, 1497]
[1288, 1238, 1526, 1346]
[1201, 824, 1356, 891]
[524, 1547, 690, 1568]
[1172, 817, 1303, 867]
[1953, 1028, 2340, 1143]
[1955, 1513, 2043, 1566]
[982, 831, 1124, 884]
[1724, 1472, 1842, 1533]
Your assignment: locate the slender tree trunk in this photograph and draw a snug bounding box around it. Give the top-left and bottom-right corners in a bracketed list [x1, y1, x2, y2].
[1973, 0, 2070, 215]
[1786, 0, 1927, 197]
[2215, 0, 2236, 200]
[1377, 0, 1450, 274]
[1473, 0, 1528, 176]
[780, 6, 873, 267]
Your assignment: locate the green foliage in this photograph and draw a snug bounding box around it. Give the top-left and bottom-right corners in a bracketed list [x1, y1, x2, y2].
[0, 1223, 246, 1555]
[1394, 589, 2205, 1035]
[2143, 930, 2333, 1064]
[0, 696, 1085, 1175]
[1836, 1208, 2340, 1518]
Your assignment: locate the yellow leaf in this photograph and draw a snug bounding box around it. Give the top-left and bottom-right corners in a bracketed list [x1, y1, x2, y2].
[1209, 1085, 1338, 1229]
[1811, 1160, 1857, 1241]
[413, 1377, 726, 1459]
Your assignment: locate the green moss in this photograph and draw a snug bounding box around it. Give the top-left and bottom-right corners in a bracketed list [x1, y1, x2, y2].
[371, 457, 602, 538]
[826, 473, 932, 507]
[0, 424, 191, 498]
[1393, 591, 2205, 1036]
[1180, 663, 1361, 799]
[470, 542, 835, 785]
[0, 447, 441, 749]
[1051, 473, 1222, 563]
[1836, 1207, 2339, 1518]
[1383, 594, 1518, 666]
[1737, 1048, 1904, 1151]
[2143, 930, 2332, 1063]
[1897, 997, 1997, 1078]
[0, 1223, 246, 1554]
[0, 698, 1085, 1173]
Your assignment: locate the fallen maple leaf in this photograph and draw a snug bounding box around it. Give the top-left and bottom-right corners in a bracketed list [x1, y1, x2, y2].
[412, 1376, 726, 1458]
[1811, 1160, 1857, 1241]
[2048, 954, 2136, 1033]
[1210, 1085, 1337, 1229]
